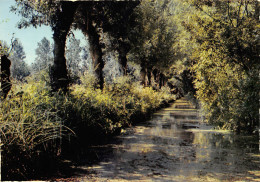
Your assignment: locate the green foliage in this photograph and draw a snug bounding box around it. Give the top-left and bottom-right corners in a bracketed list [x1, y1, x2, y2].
[65, 35, 83, 78]
[1, 73, 173, 148]
[185, 0, 260, 133]
[9, 39, 30, 81]
[0, 74, 66, 179]
[1, 72, 174, 179]
[11, 0, 59, 29]
[0, 73, 65, 151]
[129, 0, 177, 72]
[0, 40, 9, 56]
[32, 37, 53, 72]
[79, 71, 99, 90]
[67, 75, 174, 138]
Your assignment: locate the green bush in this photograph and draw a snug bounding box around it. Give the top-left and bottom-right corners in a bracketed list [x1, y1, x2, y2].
[1, 72, 174, 180]
[0, 73, 71, 179]
[67, 75, 174, 140]
[1, 77, 64, 151]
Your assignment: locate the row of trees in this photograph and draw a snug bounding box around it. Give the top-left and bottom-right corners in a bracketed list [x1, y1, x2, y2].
[1, 36, 86, 81]
[172, 0, 259, 133]
[1, 1, 181, 179]
[8, 0, 178, 92]
[1, 0, 258, 134]
[32, 36, 87, 77]
[1, 32, 138, 89]
[128, 0, 177, 88]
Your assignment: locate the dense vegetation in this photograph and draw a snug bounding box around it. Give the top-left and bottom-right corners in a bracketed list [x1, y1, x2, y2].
[183, 0, 259, 133]
[0, 0, 259, 180]
[1, 71, 174, 180]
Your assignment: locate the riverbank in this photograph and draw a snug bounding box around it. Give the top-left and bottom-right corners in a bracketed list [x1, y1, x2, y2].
[51, 98, 260, 182]
[1, 74, 176, 181]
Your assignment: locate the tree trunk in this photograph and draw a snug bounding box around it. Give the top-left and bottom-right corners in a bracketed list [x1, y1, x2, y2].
[51, 34, 68, 92]
[159, 73, 164, 89]
[50, 2, 78, 92]
[1, 55, 11, 99]
[147, 70, 151, 86]
[152, 69, 158, 81]
[152, 68, 159, 89]
[118, 46, 128, 76]
[140, 63, 147, 87]
[163, 76, 167, 87]
[85, 15, 104, 90]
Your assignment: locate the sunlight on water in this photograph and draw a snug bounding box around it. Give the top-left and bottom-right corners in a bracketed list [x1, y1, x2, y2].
[72, 98, 260, 181]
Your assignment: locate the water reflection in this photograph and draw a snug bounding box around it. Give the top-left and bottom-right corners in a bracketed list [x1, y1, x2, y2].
[63, 98, 260, 181]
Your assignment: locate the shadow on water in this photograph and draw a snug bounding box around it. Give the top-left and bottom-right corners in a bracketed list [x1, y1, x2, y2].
[52, 98, 260, 182]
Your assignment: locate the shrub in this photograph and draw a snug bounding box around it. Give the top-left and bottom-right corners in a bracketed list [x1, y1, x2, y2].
[0, 73, 71, 179]
[1, 73, 174, 180]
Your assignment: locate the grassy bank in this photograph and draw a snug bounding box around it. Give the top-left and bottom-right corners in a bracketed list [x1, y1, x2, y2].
[1, 73, 175, 180]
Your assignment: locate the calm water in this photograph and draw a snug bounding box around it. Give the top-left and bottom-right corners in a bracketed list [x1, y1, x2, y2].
[57, 98, 260, 182]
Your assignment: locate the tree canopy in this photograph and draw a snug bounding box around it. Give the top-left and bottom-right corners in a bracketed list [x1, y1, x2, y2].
[32, 37, 53, 72]
[6, 0, 259, 133]
[9, 39, 30, 81]
[183, 0, 259, 133]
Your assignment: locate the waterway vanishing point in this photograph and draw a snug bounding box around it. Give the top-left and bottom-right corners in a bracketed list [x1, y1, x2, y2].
[54, 98, 260, 182]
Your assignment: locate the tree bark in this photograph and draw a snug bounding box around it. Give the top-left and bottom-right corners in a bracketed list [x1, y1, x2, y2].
[85, 14, 104, 90]
[1, 55, 11, 99]
[159, 73, 164, 89]
[152, 68, 159, 89]
[152, 69, 158, 81]
[140, 63, 147, 87]
[163, 76, 168, 87]
[118, 45, 128, 76]
[50, 2, 78, 92]
[147, 70, 151, 86]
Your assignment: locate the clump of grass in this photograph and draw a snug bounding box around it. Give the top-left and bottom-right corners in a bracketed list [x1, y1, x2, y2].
[65, 74, 175, 142]
[1, 71, 174, 180]
[0, 72, 72, 180]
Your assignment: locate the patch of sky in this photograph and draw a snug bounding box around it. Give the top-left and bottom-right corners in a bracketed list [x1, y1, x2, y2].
[0, 0, 88, 65]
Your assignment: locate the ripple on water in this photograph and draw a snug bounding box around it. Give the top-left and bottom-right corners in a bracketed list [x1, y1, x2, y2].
[59, 98, 260, 182]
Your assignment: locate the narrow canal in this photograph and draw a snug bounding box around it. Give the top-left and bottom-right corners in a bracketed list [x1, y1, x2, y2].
[57, 98, 260, 182]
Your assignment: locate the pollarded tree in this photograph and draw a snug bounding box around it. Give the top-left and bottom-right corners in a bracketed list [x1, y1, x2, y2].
[96, 1, 140, 76]
[32, 37, 53, 72]
[74, 1, 139, 89]
[128, 0, 177, 87]
[11, 0, 79, 92]
[0, 55, 11, 99]
[50, 2, 78, 92]
[73, 2, 105, 90]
